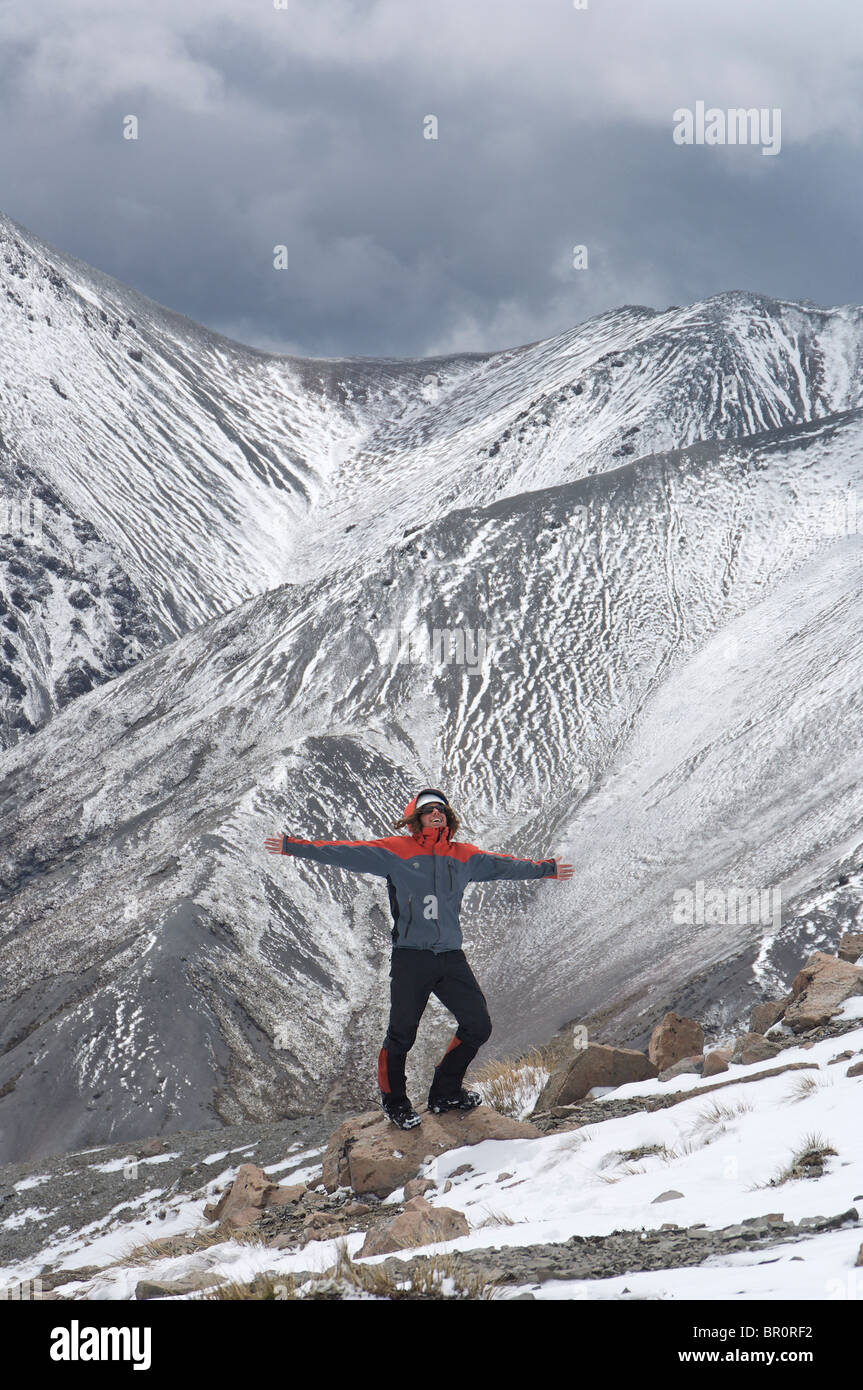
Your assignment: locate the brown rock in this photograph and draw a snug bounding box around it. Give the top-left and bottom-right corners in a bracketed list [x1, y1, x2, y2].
[204, 1163, 278, 1225]
[303, 1210, 339, 1229]
[749, 999, 790, 1034]
[847, 1060, 863, 1078]
[38, 1266, 103, 1292]
[731, 1033, 781, 1065]
[658, 1055, 704, 1082]
[785, 952, 863, 1032]
[648, 1013, 705, 1071]
[535, 1042, 658, 1111]
[702, 1049, 732, 1077]
[137, 1137, 169, 1158]
[321, 1108, 538, 1199]
[404, 1178, 436, 1200]
[856, 1243, 863, 1267]
[268, 1233, 297, 1250]
[303, 1221, 347, 1244]
[136, 1272, 227, 1299]
[838, 933, 863, 964]
[224, 1205, 265, 1231]
[265, 1182, 307, 1208]
[344, 1201, 372, 1216]
[358, 1196, 469, 1257]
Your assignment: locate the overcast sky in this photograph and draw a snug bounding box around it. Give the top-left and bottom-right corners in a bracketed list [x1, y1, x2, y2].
[2, 0, 863, 359]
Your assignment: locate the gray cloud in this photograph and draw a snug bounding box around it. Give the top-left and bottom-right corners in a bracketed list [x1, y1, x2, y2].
[1, 0, 862, 356]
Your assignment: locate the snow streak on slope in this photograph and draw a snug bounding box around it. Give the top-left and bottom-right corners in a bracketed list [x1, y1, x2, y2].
[6, 208, 863, 748]
[0, 210, 488, 743]
[288, 293, 863, 579]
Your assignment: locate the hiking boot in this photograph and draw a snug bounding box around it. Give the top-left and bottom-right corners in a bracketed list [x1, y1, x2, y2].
[380, 1093, 422, 1129]
[427, 1087, 483, 1115]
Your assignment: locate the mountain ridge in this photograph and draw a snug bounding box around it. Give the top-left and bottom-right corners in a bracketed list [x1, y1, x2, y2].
[2, 209, 863, 1165]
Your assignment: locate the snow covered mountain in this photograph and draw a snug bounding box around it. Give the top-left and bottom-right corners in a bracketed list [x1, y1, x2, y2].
[5, 206, 863, 745]
[2, 209, 863, 1166]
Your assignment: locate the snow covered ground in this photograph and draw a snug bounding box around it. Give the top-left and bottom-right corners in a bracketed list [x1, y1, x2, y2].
[2, 996, 860, 1301]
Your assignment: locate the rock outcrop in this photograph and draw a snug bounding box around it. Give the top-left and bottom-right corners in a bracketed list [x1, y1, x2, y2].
[784, 952, 863, 1032]
[358, 1195, 470, 1257]
[648, 1013, 705, 1071]
[203, 1164, 307, 1229]
[534, 1042, 657, 1110]
[322, 1108, 539, 1199]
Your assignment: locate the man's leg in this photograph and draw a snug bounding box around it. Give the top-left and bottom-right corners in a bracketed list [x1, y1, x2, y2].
[427, 951, 492, 1100]
[378, 949, 435, 1103]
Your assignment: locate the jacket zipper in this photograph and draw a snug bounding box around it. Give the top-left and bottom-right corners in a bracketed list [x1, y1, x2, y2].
[434, 830, 442, 947]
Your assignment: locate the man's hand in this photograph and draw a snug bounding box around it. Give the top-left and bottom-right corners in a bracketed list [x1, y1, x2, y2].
[265, 836, 286, 855]
[551, 856, 573, 880]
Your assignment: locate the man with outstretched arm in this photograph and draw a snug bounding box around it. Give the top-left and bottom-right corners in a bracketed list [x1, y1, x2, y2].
[265, 787, 573, 1130]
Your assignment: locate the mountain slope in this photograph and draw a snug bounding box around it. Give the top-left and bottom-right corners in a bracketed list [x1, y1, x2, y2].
[2, 390, 863, 1162]
[5, 208, 863, 747]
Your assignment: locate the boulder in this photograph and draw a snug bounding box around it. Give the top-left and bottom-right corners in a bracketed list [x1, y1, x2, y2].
[358, 1195, 469, 1257]
[303, 1210, 341, 1230]
[838, 933, 863, 964]
[137, 1137, 170, 1158]
[321, 1108, 538, 1199]
[784, 952, 863, 1032]
[658, 1055, 703, 1082]
[136, 1272, 227, 1299]
[702, 1049, 732, 1077]
[404, 1178, 436, 1200]
[302, 1221, 348, 1245]
[266, 1182, 307, 1208]
[731, 1033, 781, 1065]
[847, 1060, 863, 1078]
[749, 998, 791, 1034]
[648, 1013, 704, 1071]
[203, 1163, 278, 1226]
[534, 1042, 657, 1110]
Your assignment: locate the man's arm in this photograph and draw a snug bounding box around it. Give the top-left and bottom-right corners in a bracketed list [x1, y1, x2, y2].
[264, 834, 397, 877]
[463, 845, 561, 883]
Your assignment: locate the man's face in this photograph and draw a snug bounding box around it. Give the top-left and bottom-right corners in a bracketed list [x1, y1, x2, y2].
[419, 804, 447, 829]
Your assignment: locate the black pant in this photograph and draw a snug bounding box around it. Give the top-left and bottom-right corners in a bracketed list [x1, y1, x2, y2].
[377, 948, 493, 1102]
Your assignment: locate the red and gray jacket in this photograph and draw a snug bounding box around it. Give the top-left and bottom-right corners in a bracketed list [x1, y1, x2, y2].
[277, 803, 558, 954]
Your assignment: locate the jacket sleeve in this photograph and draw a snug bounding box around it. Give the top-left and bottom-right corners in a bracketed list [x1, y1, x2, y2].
[278, 835, 397, 877]
[464, 845, 558, 882]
